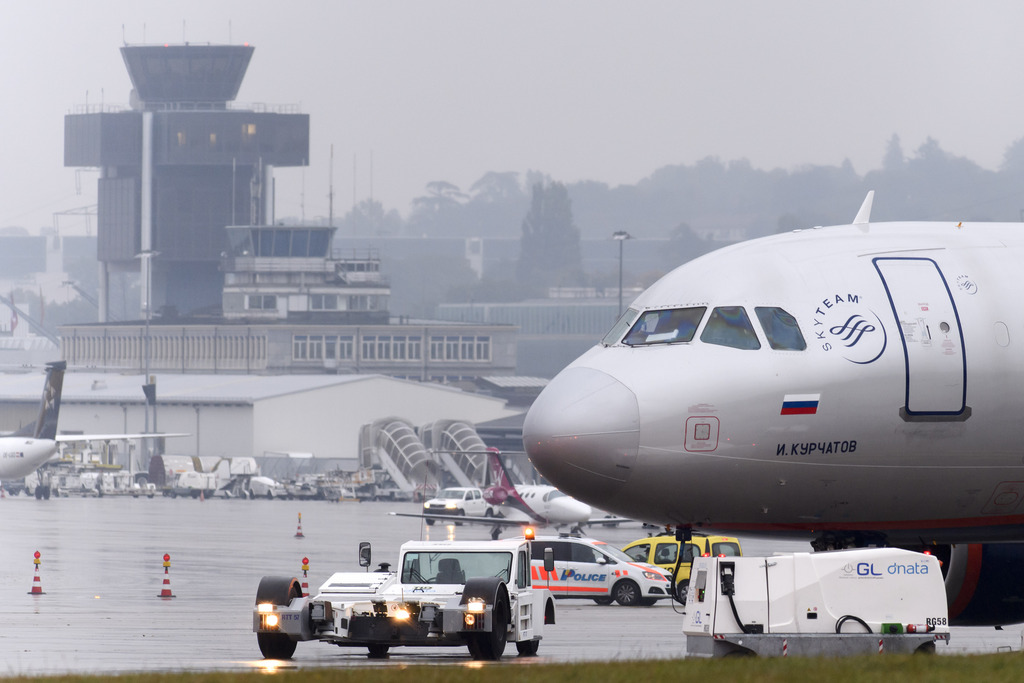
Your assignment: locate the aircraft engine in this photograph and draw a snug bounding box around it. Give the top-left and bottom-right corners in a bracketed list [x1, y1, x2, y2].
[922, 543, 1024, 626]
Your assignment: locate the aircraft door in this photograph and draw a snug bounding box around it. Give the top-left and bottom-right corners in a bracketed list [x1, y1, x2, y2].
[873, 257, 969, 420]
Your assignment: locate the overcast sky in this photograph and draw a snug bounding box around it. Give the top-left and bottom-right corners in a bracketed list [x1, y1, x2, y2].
[4, 1, 1024, 234]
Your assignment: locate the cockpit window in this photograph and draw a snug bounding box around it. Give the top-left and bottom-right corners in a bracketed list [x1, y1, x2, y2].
[755, 307, 807, 351]
[602, 307, 639, 345]
[622, 307, 707, 346]
[700, 306, 761, 350]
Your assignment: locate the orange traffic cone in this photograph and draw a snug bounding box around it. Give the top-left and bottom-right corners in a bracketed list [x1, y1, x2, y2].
[28, 550, 44, 595]
[294, 512, 305, 538]
[158, 553, 176, 599]
[301, 557, 310, 597]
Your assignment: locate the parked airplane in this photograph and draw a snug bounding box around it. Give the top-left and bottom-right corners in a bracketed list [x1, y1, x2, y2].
[1, 361, 186, 496]
[0, 361, 67, 481]
[524, 192, 1024, 625]
[393, 450, 621, 538]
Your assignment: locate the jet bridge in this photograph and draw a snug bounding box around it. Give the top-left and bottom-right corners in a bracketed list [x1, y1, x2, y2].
[418, 419, 488, 487]
[359, 418, 440, 494]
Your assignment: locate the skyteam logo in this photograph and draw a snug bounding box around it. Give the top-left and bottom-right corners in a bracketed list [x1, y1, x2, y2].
[811, 293, 887, 365]
[955, 274, 978, 295]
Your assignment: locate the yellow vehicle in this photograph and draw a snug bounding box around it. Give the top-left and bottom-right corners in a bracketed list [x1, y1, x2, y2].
[622, 533, 742, 602]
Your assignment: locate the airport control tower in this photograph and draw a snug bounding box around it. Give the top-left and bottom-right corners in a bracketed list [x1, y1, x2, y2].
[64, 44, 309, 320]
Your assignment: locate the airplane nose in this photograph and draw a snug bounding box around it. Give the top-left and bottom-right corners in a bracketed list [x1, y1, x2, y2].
[549, 496, 593, 525]
[523, 367, 640, 500]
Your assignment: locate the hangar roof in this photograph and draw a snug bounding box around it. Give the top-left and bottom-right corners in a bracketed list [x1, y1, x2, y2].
[0, 371, 490, 407]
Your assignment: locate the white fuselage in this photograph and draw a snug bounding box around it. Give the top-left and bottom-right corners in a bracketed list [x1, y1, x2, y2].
[503, 484, 594, 526]
[524, 221, 1024, 545]
[0, 438, 58, 480]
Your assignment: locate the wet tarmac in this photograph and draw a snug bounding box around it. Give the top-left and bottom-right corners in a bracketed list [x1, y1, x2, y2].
[1, 495, 1021, 676]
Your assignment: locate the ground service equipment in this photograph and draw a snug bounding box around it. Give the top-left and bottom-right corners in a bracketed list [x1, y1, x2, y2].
[254, 537, 556, 660]
[683, 547, 950, 657]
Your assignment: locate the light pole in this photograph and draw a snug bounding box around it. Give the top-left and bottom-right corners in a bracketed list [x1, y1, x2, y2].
[612, 231, 632, 315]
[136, 250, 159, 465]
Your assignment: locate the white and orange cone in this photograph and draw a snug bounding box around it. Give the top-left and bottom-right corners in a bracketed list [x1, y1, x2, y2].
[158, 553, 176, 599]
[28, 550, 44, 595]
[301, 557, 310, 597]
[294, 512, 305, 538]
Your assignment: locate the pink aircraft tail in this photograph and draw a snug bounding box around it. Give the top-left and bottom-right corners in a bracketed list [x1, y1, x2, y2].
[482, 449, 535, 518]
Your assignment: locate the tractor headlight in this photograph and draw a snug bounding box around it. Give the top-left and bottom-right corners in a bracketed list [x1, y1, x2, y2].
[464, 599, 486, 629]
[257, 604, 280, 630]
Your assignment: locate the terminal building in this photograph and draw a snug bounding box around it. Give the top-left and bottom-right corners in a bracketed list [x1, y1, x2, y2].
[59, 222, 516, 379]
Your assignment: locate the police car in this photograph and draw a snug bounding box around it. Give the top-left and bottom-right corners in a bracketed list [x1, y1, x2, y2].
[528, 536, 672, 606]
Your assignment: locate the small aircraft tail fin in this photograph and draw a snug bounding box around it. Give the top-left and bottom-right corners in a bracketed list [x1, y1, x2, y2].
[486, 448, 516, 492]
[853, 190, 874, 226]
[32, 361, 66, 440]
[483, 449, 535, 518]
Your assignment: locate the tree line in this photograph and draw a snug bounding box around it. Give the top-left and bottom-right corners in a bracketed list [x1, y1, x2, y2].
[337, 134, 1024, 243]
[36, 134, 1024, 327]
[333, 134, 1024, 316]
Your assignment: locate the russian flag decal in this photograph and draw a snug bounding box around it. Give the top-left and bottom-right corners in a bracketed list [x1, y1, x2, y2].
[781, 393, 820, 416]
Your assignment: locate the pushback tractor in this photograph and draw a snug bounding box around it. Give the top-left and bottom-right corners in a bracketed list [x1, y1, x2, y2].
[683, 547, 950, 657]
[254, 536, 556, 660]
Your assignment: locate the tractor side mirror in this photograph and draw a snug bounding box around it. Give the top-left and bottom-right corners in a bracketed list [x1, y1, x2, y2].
[543, 547, 555, 573]
[358, 541, 372, 569]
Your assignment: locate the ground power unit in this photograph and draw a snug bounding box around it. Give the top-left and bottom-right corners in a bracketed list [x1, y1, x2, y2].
[683, 547, 950, 657]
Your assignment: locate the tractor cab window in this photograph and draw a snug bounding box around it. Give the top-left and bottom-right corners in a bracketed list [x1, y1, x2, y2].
[401, 551, 512, 585]
[517, 549, 530, 588]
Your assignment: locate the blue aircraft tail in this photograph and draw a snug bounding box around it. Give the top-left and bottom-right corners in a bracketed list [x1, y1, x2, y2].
[13, 361, 66, 440]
